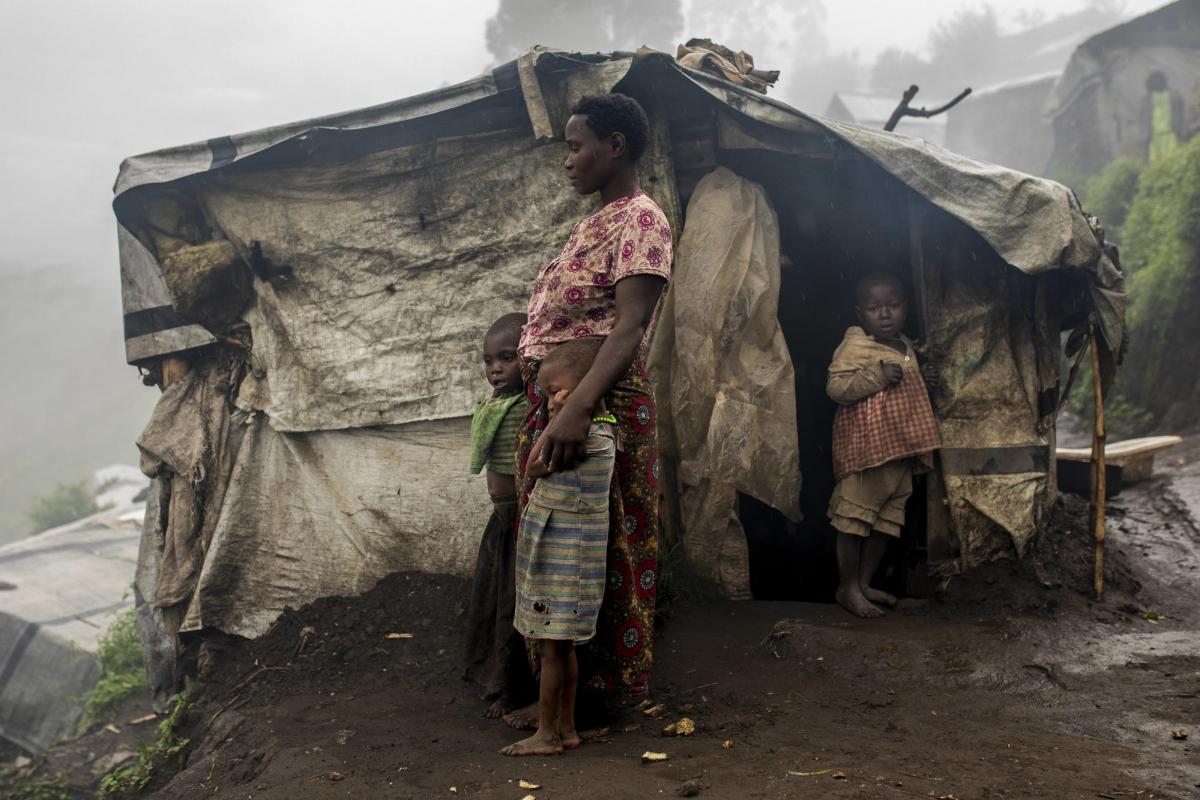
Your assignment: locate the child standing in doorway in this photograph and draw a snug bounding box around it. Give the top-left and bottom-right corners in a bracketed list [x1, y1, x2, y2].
[502, 337, 616, 756]
[826, 272, 940, 618]
[463, 313, 536, 717]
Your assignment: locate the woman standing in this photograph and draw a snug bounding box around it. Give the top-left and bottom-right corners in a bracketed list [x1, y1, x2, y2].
[512, 92, 672, 724]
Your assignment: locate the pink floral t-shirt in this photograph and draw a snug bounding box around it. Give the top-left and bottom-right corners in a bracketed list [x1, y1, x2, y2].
[520, 191, 673, 360]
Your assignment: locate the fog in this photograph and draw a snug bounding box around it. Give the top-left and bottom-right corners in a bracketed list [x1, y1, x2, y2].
[0, 0, 1163, 541]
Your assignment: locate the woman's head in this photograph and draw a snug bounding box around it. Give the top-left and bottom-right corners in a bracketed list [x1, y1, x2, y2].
[564, 93, 650, 196]
[483, 312, 526, 394]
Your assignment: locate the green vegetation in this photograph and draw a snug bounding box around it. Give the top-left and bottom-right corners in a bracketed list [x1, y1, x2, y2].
[1116, 137, 1200, 427]
[77, 608, 149, 736]
[27, 481, 102, 534]
[97, 684, 195, 799]
[1082, 158, 1143, 238]
[5, 774, 72, 800]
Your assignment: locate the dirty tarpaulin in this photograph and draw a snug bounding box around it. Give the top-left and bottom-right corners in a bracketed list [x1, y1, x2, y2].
[648, 168, 801, 599]
[136, 352, 244, 610]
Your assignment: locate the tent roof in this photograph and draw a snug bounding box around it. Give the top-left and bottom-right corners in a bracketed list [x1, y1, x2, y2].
[115, 48, 1102, 280]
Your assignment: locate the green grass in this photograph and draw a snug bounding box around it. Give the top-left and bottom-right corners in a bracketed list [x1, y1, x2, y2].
[77, 608, 149, 736]
[96, 683, 195, 799]
[5, 774, 72, 800]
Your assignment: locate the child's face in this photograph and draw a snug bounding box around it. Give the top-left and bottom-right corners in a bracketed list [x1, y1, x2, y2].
[483, 333, 522, 394]
[856, 282, 908, 339]
[537, 364, 579, 420]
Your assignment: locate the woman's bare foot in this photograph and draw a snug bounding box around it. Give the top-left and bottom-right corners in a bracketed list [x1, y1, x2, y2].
[836, 584, 885, 618]
[484, 699, 511, 719]
[503, 703, 539, 731]
[862, 586, 898, 607]
[500, 730, 563, 756]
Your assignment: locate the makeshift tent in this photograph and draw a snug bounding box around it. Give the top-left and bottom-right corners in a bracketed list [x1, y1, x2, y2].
[0, 504, 143, 753]
[112, 48, 1123, 689]
[1047, 0, 1200, 178]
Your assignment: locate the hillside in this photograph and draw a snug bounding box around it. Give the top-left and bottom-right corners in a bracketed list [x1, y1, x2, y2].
[0, 266, 157, 543]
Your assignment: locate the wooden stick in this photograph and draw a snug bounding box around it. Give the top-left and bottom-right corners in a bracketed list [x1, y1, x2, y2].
[1089, 321, 1107, 600]
[884, 85, 973, 132]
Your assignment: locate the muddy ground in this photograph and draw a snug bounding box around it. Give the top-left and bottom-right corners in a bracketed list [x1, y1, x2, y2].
[121, 454, 1199, 800]
[8, 443, 1197, 800]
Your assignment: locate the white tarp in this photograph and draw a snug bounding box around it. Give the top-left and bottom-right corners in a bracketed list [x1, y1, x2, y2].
[649, 168, 800, 598]
[178, 415, 489, 638]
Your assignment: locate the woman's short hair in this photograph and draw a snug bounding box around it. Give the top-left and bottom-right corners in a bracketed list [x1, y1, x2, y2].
[571, 93, 650, 162]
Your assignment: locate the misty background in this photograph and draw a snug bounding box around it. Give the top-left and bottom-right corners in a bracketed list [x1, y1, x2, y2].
[0, 0, 1162, 543]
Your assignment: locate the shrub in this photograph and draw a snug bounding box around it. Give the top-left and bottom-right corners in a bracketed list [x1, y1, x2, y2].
[27, 481, 101, 534]
[1116, 136, 1200, 425]
[1082, 157, 1143, 238]
[77, 608, 149, 735]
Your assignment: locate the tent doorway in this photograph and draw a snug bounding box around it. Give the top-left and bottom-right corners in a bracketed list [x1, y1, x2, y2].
[718, 151, 934, 602]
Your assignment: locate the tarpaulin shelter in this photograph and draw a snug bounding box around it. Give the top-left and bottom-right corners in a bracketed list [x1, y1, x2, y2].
[112, 47, 1123, 690]
[0, 504, 143, 753]
[1047, 0, 1200, 178]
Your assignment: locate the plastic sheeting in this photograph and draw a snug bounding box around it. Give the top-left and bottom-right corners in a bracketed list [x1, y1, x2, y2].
[177, 414, 490, 638]
[0, 507, 142, 753]
[192, 129, 593, 432]
[648, 168, 800, 598]
[914, 216, 1062, 567]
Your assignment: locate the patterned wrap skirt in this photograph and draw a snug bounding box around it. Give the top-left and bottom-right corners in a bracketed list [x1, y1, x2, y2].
[516, 358, 660, 700]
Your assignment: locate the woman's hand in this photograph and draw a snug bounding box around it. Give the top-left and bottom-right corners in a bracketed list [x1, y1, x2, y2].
[532, 401, 592, 472]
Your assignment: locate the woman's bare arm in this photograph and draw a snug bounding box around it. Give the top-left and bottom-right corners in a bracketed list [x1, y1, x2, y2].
[532, 274, 666, 471]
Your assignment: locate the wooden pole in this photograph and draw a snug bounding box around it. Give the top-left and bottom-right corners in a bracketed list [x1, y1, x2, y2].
[1088, 320, 1107, 600]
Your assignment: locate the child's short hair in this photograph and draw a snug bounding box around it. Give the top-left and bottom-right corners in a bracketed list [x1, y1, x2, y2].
[486, 312, 526, 343]
[539, 337, 604, 384]
[855, 272, 906, 306]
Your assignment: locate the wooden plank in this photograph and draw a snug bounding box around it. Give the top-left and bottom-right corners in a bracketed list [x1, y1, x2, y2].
[909, 198, 955, 567]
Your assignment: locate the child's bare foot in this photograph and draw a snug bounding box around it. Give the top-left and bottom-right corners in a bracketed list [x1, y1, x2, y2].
[559, 726, 582, 750]
[484, 699, 511, 719]
[836, 584, 885, 618]
[862, 586, 897, 607]
[503, 703, 539, 731]
[500, 730, 563, 756]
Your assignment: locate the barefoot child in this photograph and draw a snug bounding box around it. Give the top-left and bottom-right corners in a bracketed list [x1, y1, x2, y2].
[502, 337, 616, 756]
[463, 313, 536, 717]
[827, 272, 940, 618]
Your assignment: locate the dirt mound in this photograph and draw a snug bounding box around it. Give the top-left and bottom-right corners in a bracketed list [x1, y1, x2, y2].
[945, 493, 1143, 619]
[201, 572, 472, 705]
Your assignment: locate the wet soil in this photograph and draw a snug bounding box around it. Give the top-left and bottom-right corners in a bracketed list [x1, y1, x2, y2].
[132, 464, 1200, 800]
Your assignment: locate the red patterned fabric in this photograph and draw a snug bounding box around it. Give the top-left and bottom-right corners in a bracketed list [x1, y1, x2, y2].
[520, 191, 672, 360]
[831, 348, 940, 481]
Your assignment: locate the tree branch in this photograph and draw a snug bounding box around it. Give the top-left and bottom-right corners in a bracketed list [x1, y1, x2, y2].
[884, 85, 972, 132]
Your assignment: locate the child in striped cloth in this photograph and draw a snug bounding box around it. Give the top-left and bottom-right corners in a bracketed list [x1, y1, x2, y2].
[827, 272, 940, 619]
[502, 337, 616, 757]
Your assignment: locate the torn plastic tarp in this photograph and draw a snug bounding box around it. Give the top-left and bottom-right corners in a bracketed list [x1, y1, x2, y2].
[648, 168, 801, 598]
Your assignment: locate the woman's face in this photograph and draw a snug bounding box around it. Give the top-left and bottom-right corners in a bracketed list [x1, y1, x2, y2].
[563, 114, 622, 196]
